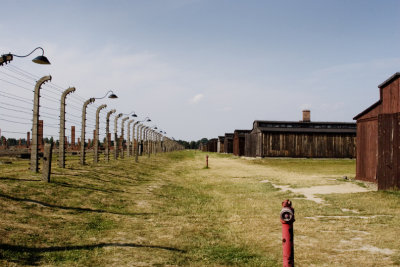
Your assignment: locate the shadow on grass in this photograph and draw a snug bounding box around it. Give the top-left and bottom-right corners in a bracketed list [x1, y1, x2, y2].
[0, 193, 153, 217]
[52, 173, 112, 183]
[0, 243, 185, 265]
[53, 170, 150, 184]
[0, 177, 41, 182]
[51, 181, 124, 194]
[0, 242, 185, 253]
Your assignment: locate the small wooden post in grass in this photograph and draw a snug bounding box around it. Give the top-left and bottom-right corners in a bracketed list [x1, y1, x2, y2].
[42, 142, 53, 182]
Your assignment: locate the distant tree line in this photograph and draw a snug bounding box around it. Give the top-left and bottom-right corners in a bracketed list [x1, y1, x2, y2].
[1, 135, 206, 149]
[1, 136, 27, 146]
[176, 138, 209, 149]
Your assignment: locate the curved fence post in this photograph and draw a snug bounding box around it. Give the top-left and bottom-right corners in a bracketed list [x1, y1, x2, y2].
[31, 75, 52, 172]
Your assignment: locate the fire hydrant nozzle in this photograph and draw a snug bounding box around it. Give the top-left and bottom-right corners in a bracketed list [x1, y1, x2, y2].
[280, 199, 295, 224]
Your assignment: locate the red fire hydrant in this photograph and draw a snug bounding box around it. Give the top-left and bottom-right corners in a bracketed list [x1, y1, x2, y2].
[206, 155, 209, 168]
[280, 199, 295, 267]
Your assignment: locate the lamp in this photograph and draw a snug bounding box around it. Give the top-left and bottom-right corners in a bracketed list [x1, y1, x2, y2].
[123, 111, 137, 117]
[94, 90, 118, 100]
[0, 47, 51, 66]
[138, 117, 151, 123]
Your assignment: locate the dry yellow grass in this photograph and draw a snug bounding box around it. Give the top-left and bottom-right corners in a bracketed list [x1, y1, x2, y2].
[0, 151, 399, 266]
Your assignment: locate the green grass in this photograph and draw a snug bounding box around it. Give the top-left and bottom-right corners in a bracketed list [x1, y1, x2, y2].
[0, 150, 399, 266]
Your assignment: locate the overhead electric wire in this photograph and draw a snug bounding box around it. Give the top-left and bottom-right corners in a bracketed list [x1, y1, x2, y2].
[0, 106, 32, 115]
[0, 90, 33, 103]
[1, 130, 28, 135]
[41, 105, 60, 112]
[65, 112, 82, 119]
[5, 65, 40, 80]
[0, 101, 31, 110]
[40, 115, 59, 122]
[0, 78, 35, 93]
[1, 65, 140, 142]
[66, 118, 83, 125]
[43, 83, 66, 94]
[41, 93, 61, 103]
[0, 70, 36, 86]
[40, 110, 59, 119]
[42, 124, 60, 129]
[0, 113, 31, 121]
[5, 65, 95, 105]
[42, 87, 62, 98]
[0, 118, 31, 125]
[66, 103, 84, 111]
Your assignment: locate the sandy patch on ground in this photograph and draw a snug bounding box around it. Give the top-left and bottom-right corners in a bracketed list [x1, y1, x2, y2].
[209, 157, 357, 188]
[304, 215, 390, 220]
[260, 179, 373, 203]
[335, 244, 396, 255]
[207, 157, 374, 204]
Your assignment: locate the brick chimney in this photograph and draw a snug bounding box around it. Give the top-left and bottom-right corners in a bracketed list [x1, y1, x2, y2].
[302, 110, 310, 122]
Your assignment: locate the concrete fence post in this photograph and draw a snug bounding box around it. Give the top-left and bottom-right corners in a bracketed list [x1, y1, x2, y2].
[144, 127, 149, 157]
[150, 130, 154, 156]
[148, 129, 151, 156]
[80, 98, 95, 165]
[114, 113, 123, 159]
[131, 121, 136, 157]
[120, 117, 129, 159]
[156, 133, 159, 153]
[127, 119, 134, 157]
[133, 122, 140, 162]
[149, 130, 153, 155]
[59, 87, 75, 168]
[157, 133, 160, 153]
[94, 104, 107, 163]
[42, 142, 53, 182]
[105, 109, 116, 161]
[27, 132, 30, 147]
[138, 124, 144, 157]
[71, 126, 76, 149]
[154, 132, 158, 154]
[142, 126, 146, 154]
[31, 75, 52, 172]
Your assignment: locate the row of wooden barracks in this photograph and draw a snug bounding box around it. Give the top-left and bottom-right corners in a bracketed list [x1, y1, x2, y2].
[201, 72, 400, 190]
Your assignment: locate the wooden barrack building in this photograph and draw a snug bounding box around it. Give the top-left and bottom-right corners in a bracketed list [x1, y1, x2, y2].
[224, 133, 234, 154]
[354, 72, 400, 190]
[233, 130, 251, 156]
[217, 136, 225, 153]
[245, 110, 356, 158]
[207, 138, 218, 152]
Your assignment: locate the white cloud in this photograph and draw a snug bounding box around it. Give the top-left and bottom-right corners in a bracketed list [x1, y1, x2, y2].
[189, 93, 204, 104]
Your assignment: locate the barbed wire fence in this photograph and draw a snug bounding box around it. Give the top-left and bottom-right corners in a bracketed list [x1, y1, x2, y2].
[0, 64, 124, 162]
[0, 63, 184, 171]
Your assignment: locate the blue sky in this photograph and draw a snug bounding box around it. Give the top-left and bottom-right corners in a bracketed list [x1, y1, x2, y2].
[1, 0, 400, 141]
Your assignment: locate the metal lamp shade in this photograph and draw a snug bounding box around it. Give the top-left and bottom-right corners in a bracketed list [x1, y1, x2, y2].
[32, 55, 51, 65]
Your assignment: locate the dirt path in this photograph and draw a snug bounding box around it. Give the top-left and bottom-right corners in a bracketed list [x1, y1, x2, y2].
[199, 154, 399, 266]
[261, 179, 373, 203]
[206, 155, 373, 204]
